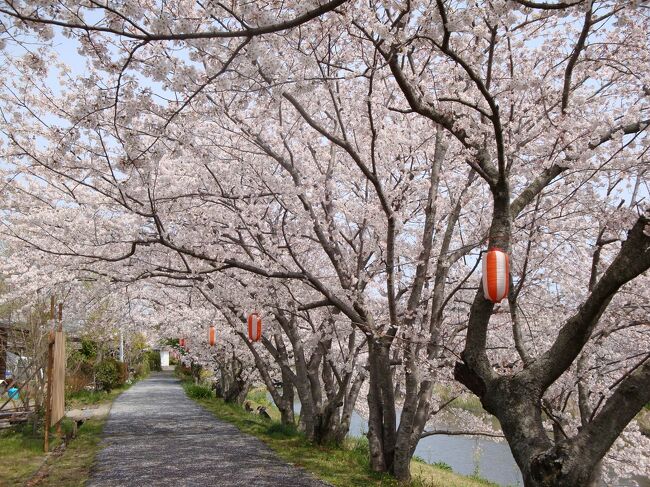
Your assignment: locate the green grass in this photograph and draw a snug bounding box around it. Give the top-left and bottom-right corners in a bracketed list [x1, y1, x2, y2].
[36, 416, 107, 486]
[183, 383, 213, 400]
[185, 386, 498, 487]
[244, 387, 281, 421]
[0, 380, 131, 486]
[430, 461, 453, 471]
[66, 382, 133, 408]
[0, 422, 45, 485]
[0, 416, 104, 486]
[246, 387, 274, 408]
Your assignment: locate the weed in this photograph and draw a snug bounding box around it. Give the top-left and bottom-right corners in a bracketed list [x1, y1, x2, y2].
[183, 383, 213, 399]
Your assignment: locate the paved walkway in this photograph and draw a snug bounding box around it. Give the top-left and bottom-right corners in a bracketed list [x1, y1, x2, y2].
[88, 371, 329, 486]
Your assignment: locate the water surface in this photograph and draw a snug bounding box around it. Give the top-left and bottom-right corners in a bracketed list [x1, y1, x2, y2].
[274, 394, 647, 486]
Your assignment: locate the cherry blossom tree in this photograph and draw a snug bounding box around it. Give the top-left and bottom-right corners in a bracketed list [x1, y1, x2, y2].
[352, 0, 650, 484]
[1, 1, 649, 486]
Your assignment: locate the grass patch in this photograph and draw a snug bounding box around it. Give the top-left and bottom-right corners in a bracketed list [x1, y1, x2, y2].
[0, 422, 45, 485]
[66, 383, 132, 409]
[266, 421, 299, 438]
[430, 461, 453, 471]
[1, 377, 132, 485]
[246, 387, 274, 408]
[185, 386, 498, 487]
[183, 383, 213, 400]
[0, 416, 106, 486]
[36, 416, 106, 486]
[244, 388, 281, 421]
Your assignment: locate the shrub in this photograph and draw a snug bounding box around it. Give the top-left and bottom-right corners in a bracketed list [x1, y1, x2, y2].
[146, 350, 162, 372]
[66, 360, 94, 394]
[94, 359, 121, 392]
[79, 338, 98, 360]
[175, 364, 192, 381]
[184, 383, 212, 400]
[67, 347, 95, 394]
[135, 359, 150, 379]
[432, 461, 453, 471]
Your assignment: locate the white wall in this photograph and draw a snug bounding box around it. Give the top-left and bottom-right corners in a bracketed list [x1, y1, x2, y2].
[160, 350, 170, 368]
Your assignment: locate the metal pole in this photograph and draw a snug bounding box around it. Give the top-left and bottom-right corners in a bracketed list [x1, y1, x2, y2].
[44, 297, 55, 452]
[119, 329, 124, 362]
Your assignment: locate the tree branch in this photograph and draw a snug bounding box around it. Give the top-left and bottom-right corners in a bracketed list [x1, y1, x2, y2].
[0, 0, 348, 41]
[530, 215, 650, 390]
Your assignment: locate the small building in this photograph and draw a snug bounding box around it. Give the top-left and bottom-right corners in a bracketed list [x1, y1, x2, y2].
[160, 350, 170, 368]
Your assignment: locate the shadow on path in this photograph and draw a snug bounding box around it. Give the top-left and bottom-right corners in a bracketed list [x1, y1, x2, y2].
[88, 371, 330, 486]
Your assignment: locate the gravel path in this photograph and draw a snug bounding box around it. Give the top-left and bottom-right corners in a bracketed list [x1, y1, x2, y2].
[87, 371, 330, 486]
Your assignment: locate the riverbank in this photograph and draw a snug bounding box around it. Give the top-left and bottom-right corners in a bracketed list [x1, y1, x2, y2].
[183, 382, 500, 487]
[249, 383, 520, 486]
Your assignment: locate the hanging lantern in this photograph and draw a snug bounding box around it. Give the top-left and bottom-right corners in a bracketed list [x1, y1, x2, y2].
[482, 248, 509, 303]
[208, 326, 216, 347]
[179, 338, 186, 348]
[248, 313, 262, 342]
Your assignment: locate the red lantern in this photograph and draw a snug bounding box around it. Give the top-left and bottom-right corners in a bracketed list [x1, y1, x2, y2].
[247, 313, 262, 342]
[482, 248, 509, 303]
[179, 338, 186, 348]
[208, 326, 216, 347]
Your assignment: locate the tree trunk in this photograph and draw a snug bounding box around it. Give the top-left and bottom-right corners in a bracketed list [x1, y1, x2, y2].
[215, 355, 252, 405]
[392, 342, 420, 481]
[333, 371, 366, 444]
[366, 337, 397, 473]
[238, 330, 296, 426]
[526, 447, 602, 487]
[293, 354, 317, 440]
[278, 365, 296, 426]
[392, 378, 435, 481]
[191, 362, 202, 384]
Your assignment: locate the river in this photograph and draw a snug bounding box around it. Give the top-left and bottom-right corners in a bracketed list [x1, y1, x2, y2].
[276, 394, 649, 486]
[346, 408, 523, 486]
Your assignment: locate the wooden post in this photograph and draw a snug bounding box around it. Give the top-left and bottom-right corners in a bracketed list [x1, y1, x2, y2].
[44, 297, 55, 453]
